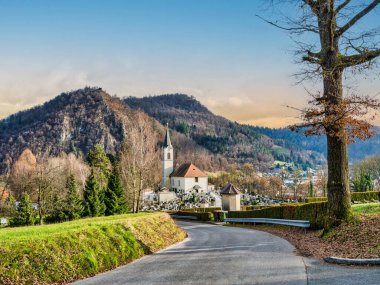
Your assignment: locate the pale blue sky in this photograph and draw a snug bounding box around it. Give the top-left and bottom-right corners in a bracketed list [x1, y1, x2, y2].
[0, 0, 379, 127]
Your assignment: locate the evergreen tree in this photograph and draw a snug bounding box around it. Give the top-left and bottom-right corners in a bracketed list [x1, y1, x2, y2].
[65, 174, 83, 220]
[83, 170, 105, 217]
[87, 144, 111, 188]
[353, 172, 374, 192]
[104, 166, 128, 215]
[10, 193, 35, 227]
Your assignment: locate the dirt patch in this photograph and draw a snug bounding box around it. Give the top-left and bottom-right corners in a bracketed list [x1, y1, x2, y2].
[229, 214, 380, 259]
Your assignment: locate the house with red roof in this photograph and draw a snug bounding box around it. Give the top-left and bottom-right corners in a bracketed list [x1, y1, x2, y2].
[170, 162, 208, 194]
[161, 125, 208, 194]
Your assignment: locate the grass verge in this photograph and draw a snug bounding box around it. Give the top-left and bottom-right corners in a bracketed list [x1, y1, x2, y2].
[0, 212, 186, 285]
[352, 203, 380, 215]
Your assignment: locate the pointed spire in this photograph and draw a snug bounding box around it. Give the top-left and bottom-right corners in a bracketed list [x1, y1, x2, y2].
[164, 123, 172, 147]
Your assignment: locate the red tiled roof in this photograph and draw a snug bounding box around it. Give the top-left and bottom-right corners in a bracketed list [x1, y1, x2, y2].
[170, 163, 207, 178]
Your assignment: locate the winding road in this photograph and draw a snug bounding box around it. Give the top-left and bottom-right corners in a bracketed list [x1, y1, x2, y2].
[73, 221, 380, 285]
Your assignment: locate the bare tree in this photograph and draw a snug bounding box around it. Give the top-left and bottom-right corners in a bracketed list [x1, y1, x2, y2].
[263, 0, 380, 225]
[120, 113, 160, 213]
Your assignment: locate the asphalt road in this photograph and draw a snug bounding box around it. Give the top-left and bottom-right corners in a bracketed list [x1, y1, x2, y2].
[73, 221, 380, 285]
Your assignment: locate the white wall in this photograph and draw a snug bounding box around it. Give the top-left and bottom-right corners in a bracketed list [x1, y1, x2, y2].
[222, 194, 241, 211]
[171, 176, 208, 193]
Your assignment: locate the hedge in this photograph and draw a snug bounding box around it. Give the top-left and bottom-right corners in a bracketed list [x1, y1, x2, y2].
[173, 211, 213, 221]
[351, 191, 379, 202]
[305, 197, 328, 203]
[243, 205, 274, 211]
[305, 192, 380, 203]
[181, 207, 221, 213]
[228, 202, 328, 228]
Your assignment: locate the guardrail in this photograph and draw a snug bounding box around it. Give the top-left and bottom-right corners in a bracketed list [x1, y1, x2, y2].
[225, 218, 310, 228]
[171, 215, 198, 220]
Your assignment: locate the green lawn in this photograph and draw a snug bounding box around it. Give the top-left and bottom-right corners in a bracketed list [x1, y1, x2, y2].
[352, 203, 380, 215]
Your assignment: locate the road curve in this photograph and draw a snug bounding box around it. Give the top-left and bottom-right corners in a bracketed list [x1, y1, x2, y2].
[73, 221, 307, 285]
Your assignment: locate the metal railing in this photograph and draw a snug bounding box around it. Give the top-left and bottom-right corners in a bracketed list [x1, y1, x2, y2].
[225, 218, 310, 228]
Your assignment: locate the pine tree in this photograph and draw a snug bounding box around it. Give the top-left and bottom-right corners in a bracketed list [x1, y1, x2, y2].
[65, 174, 83, 220]
[83, 170, 105, 217]
[10, 193, 35, 227]
[104, 166, 128, 215]
[87, 144, 111, 188]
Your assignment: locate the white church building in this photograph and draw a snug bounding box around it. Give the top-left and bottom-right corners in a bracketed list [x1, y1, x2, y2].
[161, 124, 208, 194]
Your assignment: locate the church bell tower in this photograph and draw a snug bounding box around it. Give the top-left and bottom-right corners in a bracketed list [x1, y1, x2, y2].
[162, 123, 174, 188]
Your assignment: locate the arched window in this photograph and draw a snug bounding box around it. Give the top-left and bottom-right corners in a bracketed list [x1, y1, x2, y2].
[167, 153, 171, 159]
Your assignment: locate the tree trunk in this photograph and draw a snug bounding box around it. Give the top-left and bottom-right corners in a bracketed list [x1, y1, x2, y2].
[324, 66, 351, 226]
[327, 133, 351, 225]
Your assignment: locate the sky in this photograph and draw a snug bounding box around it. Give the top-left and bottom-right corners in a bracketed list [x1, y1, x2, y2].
[0, 0, 379, 127]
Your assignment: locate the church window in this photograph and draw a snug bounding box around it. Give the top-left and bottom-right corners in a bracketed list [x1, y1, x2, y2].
[178, 180, 180, 186]
[167, 153, 171, 159]
[195, 177, 199, 182]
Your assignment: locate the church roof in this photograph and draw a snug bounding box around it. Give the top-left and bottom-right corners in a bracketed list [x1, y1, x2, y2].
[170, 163, 207, 178]
[164, 123, 172, 147]
[220, 183, 241, 195]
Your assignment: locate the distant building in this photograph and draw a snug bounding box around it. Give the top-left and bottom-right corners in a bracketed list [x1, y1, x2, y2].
[220, 183, 242, 211]
[161, 124, 208, 194]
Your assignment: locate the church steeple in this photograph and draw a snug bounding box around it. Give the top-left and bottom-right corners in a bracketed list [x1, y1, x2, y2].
[164, 123, 172, 147]
[162, 123, 174, 188]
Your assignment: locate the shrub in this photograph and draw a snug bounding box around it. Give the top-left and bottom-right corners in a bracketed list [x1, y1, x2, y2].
[174, 211, 213, 221]
[243, 205, 273, 211]
[305, 197, 328, 203]
[351, 191, 379, 202]
[181, 207, 221, 213]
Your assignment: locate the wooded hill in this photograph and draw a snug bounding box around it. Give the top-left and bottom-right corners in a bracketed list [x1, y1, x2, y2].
[125, 94, 380, 166]
[0, 88, 222, 174]
[1, 89, 379, 174]
[125, 94, 325, 169]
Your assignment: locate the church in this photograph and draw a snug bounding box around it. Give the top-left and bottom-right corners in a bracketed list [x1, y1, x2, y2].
[161, 124, 208, 194]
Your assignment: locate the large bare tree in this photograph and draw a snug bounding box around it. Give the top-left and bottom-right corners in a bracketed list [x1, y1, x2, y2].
[263, 0, 380, 225]
[120, 113, 160, 213]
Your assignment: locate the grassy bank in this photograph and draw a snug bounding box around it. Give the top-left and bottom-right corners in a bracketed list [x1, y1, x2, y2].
[0, 212, 186, 285]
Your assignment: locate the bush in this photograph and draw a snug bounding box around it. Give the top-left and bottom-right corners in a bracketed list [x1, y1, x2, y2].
[351, 191, 379, 202]
[305, 197, 328, 203]
[243, 205, 273, 211]
[181, 207, 221, 213]
[228, 202, 328, 228]
[174, 211, 213, 221]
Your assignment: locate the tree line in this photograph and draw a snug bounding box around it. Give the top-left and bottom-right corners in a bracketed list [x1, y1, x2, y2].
[0, 113, 160, 226]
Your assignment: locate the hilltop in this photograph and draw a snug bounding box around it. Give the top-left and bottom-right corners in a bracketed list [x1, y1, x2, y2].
[125, 94, 380, 165]
[125, 94, 325, 169]
[0, 88, 223, 174]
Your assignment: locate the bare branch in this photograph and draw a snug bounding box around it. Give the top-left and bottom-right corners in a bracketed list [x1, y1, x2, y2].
[255, 14, 319, 34]
[335, 0, 351, 14]
[337, 0, 380, 36]
[341, 48, 380, 67]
